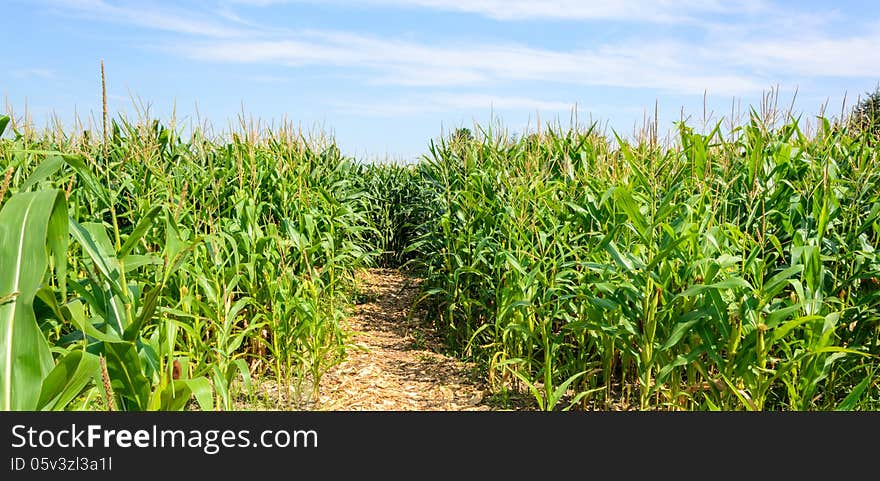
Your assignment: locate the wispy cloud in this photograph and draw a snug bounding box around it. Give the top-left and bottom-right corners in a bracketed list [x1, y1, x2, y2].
[724, 32, 880, 78]
[181, 32, 768, 95]
[338, 92, 577, 116]
[246, 74, 296, 83]
[12, 68, 55, 80]
[223, 0, 290, 6]
[37, 1, 880, 109]
[227, 0, 768, 24]
[46, 0, 250, 37]
[378, 0, 769, 23]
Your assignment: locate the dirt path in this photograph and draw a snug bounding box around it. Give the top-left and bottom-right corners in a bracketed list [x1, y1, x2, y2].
[317, 268, 494, 410]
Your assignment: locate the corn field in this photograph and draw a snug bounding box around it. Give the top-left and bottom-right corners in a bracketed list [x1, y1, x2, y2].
[1, 104, 878, 411]
[0, 113, 374, 410]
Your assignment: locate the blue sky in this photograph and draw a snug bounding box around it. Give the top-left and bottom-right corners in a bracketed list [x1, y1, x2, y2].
[2, 1, 879, 161]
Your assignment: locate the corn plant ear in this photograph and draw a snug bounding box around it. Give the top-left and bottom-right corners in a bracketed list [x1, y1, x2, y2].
[0, 189, 67, 410]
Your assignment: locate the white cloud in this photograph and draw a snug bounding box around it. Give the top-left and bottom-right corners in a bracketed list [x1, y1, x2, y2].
[377, 0, 768, 22]
[182, 32, 767, 95]
[223, 0, 291, 6]
[41, 1, 880, 104]
[338, 92, 576, 116]
[725, 33, 880, 78]
[246, 74, 295, 83]
[12, 69, 55, 79]
[47, 0, 250, 37]
[226, 0, 768, 23]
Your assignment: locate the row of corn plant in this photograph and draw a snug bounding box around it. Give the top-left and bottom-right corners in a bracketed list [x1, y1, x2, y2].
[408, 114, 880, 410]
[0, 110, 378, 410]
[352, 161, 438, 268]
[3, 95, 878, 411]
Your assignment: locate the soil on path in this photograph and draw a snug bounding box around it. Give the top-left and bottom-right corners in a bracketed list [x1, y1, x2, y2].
[317, 268, 494, 411]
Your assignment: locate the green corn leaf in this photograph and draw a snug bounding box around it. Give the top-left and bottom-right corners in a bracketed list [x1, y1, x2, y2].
[771, 315, 824, 343]
[119, 205, 163, 257]
[119, 255, 162, 272]
[230, 359, 252, 396]
[68, 219, 127, 300]
[59, 153, 111, 206]
[613, 187, 648, 236]
[835, 374, 872, 411]
[548, 370, 590, 411]
[149, 379, 192, 411]
[181, 377, 214, 411]
[761, 265, 803, 302]
[661, 311, 706, 351]
[20, 156, 64, 192]
[13, 151, 110, 206]
[123, 284, 162, 341]
[103, 342, 151, 411]
[680, 277, 751, 297]
[0, 189, 67, 410]
[36, 350, 100, 411]
[64, 299, 119, 343]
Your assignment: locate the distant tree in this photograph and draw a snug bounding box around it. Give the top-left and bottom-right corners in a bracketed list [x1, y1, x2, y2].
[851, 85, 880, 139]
[523, 132, 542, 150]
[447, 127, 475, 158]
[451, 127, 474, 144]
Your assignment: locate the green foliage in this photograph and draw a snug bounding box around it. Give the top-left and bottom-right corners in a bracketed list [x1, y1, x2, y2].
[0, 115, 377, 410]
[2, 101, 878, 412]
[408, 117, 880, 410]
[0, 190, 68, 409]
[851, 85, 880, 140]
[353, 162, 436, 268]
